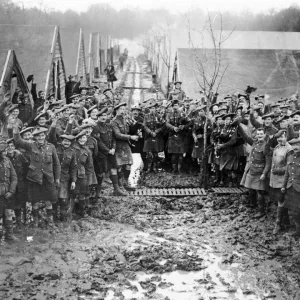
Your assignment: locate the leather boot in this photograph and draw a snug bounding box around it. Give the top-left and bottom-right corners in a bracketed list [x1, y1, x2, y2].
[96, 176, 103, 198]
[32, 209, 39, 228]
[123, 169, 136, 191]
[248, 191, 257, 208]
[219, 170, 225, 187]
[146, 157, 153, 174]
[5, 220, 18, 241]
[117, 172, 127, 193]
[78, 200, 88, 218]
[152, 160, 158, 173]
[178, 164, 183, 174]
[289, 221, 300, 237]
[15, 209, 24, 229]
[282, 208, 290, 228]
[46, 209, 55, 227]
[213, 168, 220, 186]
[273, 207, 284, 234]
[227, 177, 233, 188]
[52, 203, 59, 222]
[113, 184, 128, 196]
[171, 164, 178, 174]
[255, 193, 265, 218]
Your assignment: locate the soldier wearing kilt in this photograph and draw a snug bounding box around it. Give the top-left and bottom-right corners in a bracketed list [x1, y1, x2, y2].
[165, 100, 188, 174]
[269, 130, 293, 234]
[92, 107, 126, 196]
[0, 141, 18, 241]
[6, 138, 28, 229]
[111, 103, 138, 191]
[216, 113, 242, 187]
[239, 126, 271, 217]
[13, 125, 61, 228]
[46, 121, 77, 222]
[143, 102, 165, 173]
[192, 106, 212, 175]
[281, 137, 300, 236]
[210, 114, 224, 185]
[72, 130, 95, 217]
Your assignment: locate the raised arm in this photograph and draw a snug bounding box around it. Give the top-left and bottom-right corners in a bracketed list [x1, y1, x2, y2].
[237, 123, 254, 146]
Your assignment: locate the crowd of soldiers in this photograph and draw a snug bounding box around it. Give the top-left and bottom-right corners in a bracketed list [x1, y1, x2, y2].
[0, 71, 300, 242]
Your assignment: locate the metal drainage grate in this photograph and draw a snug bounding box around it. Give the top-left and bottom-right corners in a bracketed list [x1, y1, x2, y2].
[211, 187, 247, 194]
[127, 188, 206, 196]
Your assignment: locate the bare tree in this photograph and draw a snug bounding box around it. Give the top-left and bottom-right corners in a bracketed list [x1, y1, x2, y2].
[185, 12, 235, 188]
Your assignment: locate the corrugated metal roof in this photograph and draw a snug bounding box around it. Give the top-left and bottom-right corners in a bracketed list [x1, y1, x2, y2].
[177, 48, 300, 100]
[0, 25, 56, 92]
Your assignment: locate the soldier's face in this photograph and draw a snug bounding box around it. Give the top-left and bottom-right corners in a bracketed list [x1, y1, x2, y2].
[117, 106, 126, 115]
[62, 139, 72, 148]
[175, 83, 181, 89]
[78, 135, 87, 145]
[63, 108, 70, 118]
[7, 142, 15, 153]
[264, 117, 272, 127]
[22, 132, 32, 140]
[277, 133, 287, 144]
[86, 127, 93, 135]
[73, 97, 79, 104]
[38, 117, 47, 126]
[49, 96, 55, 103]
[0, 150, 7, 159]
[35, 133, 46, 144]
[98, 113, 107, 122]
[90, 109, 98, 119]
[11, 108, 19, 118]
[225, 117, 231, 126]
[81, 89, 87, 95]
[280, 120, 288, 129]
[256, 130, 265, 141]
[293, 115, 300, 124]
[132, 110, 139, 118]
[173, 104, 179, 110]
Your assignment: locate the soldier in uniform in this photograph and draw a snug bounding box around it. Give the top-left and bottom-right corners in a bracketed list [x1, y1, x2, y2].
[13, 125, 61, 228]
[287, 110, 300, 140]
[165, 100, 188, 174]
[111, 103, 138, 191]
[281, 137, 300, 236]
[34, 112, 49, 129]
[0, 94, 23, 139]
[72, 130, 95, 217]
[169, 81, 186, 101]
[47, 119, 77, 221]
[6, 138, 28, 229]
[210, 114, 224, 185]
[269, 130, 293, 234]
[192, 106, 212, 174]
[143, 102, 165, 173]
[239, 126, 271, 217]
[0, 140, 18, 241]
[92, 107, 126, 196]
[216, 113, 242, 187]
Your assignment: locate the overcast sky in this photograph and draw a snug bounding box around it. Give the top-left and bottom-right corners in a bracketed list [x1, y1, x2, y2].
[12, 0, 297, 14]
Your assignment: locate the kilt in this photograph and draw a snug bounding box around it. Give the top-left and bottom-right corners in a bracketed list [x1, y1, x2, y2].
[58, 180, 70, 199]
[14, 187, 28, 209]
[167, 135, 184, 154]
[183, 134, 194, 154]
[95, 155, 118, 174]
[192, 139, 204, 159]
[285, 187, 300, 214]
[240, 164, 266, 191]
[115, 143, 133, 166]
[143, 135, 164, 153]
[269, 187, 285, 203]
[74, 178, 89, 196]
[28, 178, 58, 204]
[220, 146, 243, 171]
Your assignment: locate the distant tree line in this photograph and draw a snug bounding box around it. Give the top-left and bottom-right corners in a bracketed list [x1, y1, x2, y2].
[0, 0, 300, 38]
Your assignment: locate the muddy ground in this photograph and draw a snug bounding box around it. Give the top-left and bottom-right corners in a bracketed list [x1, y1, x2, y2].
[1, 56, 300, 300]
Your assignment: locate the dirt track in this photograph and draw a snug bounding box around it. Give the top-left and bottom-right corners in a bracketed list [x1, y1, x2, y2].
[1, 56, 300, 300]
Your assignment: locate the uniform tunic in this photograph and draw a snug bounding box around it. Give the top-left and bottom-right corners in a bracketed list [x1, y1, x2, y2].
[0, 157, 17, 213]
[269, 142, 293, 202]
[14, 132, 61, 203]
[192, 116, 211, 158]
[56, 145, 77, 198]
[239, 131, 271, 191]
[7, 151, 28, 208]
[92, 121, 117, 173]
[283, 151, 300, 213]
[72, 142, 95, 195]
[86, 136, 98, 185]
[165, 109, 187, 154]
[143, 112, 165, 152]
[111, 115, 133, 166]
